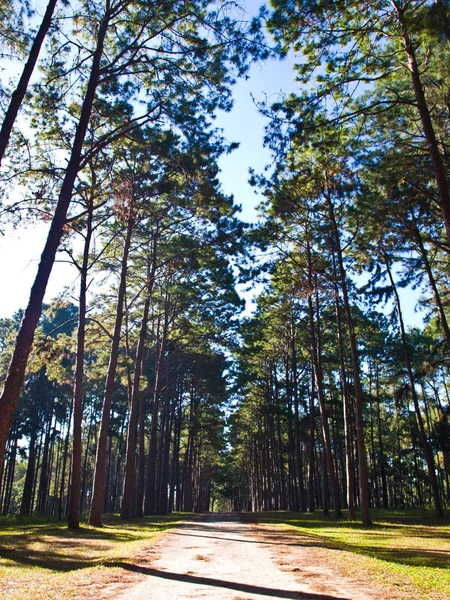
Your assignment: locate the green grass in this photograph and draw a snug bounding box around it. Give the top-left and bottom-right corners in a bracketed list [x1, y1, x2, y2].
[243, 509, 450, 599]
[0, 513, 186, 600]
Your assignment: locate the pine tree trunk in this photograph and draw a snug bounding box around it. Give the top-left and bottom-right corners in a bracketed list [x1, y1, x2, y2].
[58, 403, 72, 519]
[31, 432, 43, 514]
[307, 242, 341, 518]
[89, 216, 134, 526]
[326, 188, 371, 525]
[384, 253, 444, 518]
[0, 7, 111, 479]
[171, 393, 182, 512]
[157, 386, 172, 514]
[307, 378, 316, 513]
[136, 393, 146, 517]
[37, 392, 56, 515]
[144, 304, 169, 514]
[122, 241, 157, 518]
[368, 374, 379, 508]
[394, 1, 450, 247]
[103, 432, 113, 513]
[80, 408, 94, 515]
[334, 291, 356, 519]
[0, 0, 58, 164]
[2, 434, 18, 515]
[375, 364, 389, 509]
[68, 196, 93, 529]
[411, 213, 450, 349]
[182, 388, 196, 512]
[20, 428, 38, 515]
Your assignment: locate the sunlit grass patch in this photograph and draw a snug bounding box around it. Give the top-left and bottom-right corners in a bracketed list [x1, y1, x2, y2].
[0, 513, 185, 600]
[244, 509, 450, 599]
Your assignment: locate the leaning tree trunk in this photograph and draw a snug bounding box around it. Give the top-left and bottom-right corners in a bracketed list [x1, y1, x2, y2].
[0, 0, 58, 164]
[384, 253, 444, 518]
[0, 7, 111, 482]
[410, 212, 450, 350]
[89, 215, 134, 526]
[394, 1, 450, 247]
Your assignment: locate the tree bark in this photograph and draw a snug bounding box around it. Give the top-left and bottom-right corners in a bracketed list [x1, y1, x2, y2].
[144, 302, 169, 514]
[89, 215, 134, 526]
[0, 0, 58, 164]
[333, 284, 356, 519]
[122, 240, 157, 518]
[68, 196, 93, 529]
[410, 212, 450, 350]
[384, 252, 444, 518]
[20, 428, 38, 515]
[58, 403, 73, 519]
[394, 1, 450, 247]
[306, 241, 341, 518]
[325, 186, 371, 525]
[307, 377, 316, 513]
[0, 5, 111, 479]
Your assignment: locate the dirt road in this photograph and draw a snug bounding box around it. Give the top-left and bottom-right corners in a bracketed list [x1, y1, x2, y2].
[114, 513, 390, 600]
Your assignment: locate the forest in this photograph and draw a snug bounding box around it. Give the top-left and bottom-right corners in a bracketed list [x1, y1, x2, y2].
[0, 0, 450, 536]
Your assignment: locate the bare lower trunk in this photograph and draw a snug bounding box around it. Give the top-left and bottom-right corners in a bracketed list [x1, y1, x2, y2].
[326, 188, 371, 525]
[68, 199, 93, 529]
[307, 244, 341, 518]
[334, 292, 355, 519]
[385, 253, 444, 518]
[307, 242, 341, 518]
[307, 379, 316, 513]
[89, 217, 134, 526]
[144, 311, 168, 515]
[122, 241, 157, 519]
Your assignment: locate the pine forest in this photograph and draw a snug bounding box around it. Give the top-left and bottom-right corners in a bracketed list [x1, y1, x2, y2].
[1, 0, 450, 548]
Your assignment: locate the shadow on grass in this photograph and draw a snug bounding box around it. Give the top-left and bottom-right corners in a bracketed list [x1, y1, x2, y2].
[242, 510, 450, 570]
[0, 513, 184, 572]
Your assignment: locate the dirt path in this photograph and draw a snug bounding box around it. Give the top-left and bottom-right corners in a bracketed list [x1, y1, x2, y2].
[113, 513, 393, 600]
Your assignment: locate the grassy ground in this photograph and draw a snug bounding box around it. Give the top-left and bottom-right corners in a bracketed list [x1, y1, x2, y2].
[0, 513, 185, 600]
[243, 509, 450, 600]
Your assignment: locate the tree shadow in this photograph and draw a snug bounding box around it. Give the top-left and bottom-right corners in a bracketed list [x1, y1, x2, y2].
[0, 514, 180, 572]
[114, 562, 352, 600]
[243, 511, 450, 570]
[171, 530, 291, 545]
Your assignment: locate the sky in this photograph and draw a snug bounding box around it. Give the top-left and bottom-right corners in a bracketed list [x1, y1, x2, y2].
[0, 0, 425, 327]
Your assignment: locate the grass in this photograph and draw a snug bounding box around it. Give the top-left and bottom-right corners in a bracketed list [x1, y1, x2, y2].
[243, 508, 450, 600]
[1, 509, 449, 599]
[0, 512, 186, 600]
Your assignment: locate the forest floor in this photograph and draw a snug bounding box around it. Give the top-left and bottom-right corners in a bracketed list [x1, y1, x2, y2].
[0, 510, 449, 600]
